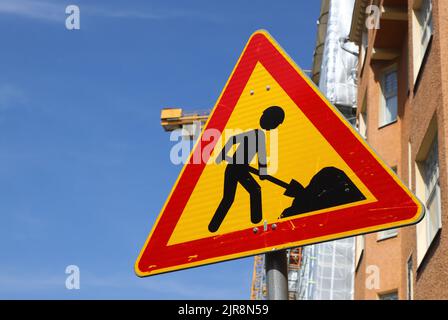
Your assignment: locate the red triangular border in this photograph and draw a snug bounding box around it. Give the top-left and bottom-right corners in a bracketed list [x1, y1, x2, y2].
[136, 31, 423, 276]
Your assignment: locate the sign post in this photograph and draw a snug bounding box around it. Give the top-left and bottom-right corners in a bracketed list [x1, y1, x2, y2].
[266, 250, 288, 300]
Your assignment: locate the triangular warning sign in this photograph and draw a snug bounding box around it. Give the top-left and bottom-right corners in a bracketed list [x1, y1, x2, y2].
[135, 30, 424, 277]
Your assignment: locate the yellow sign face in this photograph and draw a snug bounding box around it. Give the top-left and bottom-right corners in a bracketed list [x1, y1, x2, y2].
[135, 30, 423, 277]
[168, 62, 375, 245]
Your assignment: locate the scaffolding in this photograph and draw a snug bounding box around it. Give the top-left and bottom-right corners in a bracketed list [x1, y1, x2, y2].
[296, 239, 355, 300]
[250, 255, 267, 300]
[296, 245, 318, 300]
[287, 247, 303, 300]
[313, 0, 359, 125]
[251, 247, 303, 300]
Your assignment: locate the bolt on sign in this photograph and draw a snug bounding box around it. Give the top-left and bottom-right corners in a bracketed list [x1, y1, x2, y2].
[135, 30, 424, 277]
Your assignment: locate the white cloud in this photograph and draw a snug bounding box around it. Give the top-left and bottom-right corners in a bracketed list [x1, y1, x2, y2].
[0, 0, 221, 23]
[0, 0, 63, 22]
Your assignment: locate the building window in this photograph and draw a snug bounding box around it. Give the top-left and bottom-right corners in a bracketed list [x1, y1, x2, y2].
[380, 68, 398, 127]
[379, 291, 399, 300]
[412, 0, 433, 83]
[407, 257, 414, 300]
[416, 136, 441, 265]
[424, 138, 441, 240]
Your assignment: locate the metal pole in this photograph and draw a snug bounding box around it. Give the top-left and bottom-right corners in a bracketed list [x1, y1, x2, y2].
[265, 249, 288, 300]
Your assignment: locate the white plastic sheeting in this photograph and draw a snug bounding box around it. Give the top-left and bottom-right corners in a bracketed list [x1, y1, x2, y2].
[318, 0, 358, 107]
[297, 239, 355, 300]
[318, 0, 358, 114]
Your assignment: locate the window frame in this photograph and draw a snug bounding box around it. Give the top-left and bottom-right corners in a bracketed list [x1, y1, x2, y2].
[378, 290, 399, 300]
[412, 0, 434, 84]
[416, 134, 441, 266]
[379, 65, 398, 128]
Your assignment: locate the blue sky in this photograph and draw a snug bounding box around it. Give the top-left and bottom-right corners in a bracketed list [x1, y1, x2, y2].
[0, 0, 319, 299]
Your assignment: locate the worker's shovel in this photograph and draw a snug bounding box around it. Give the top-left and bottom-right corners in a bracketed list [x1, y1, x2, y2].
[248, 166, 304, 198]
